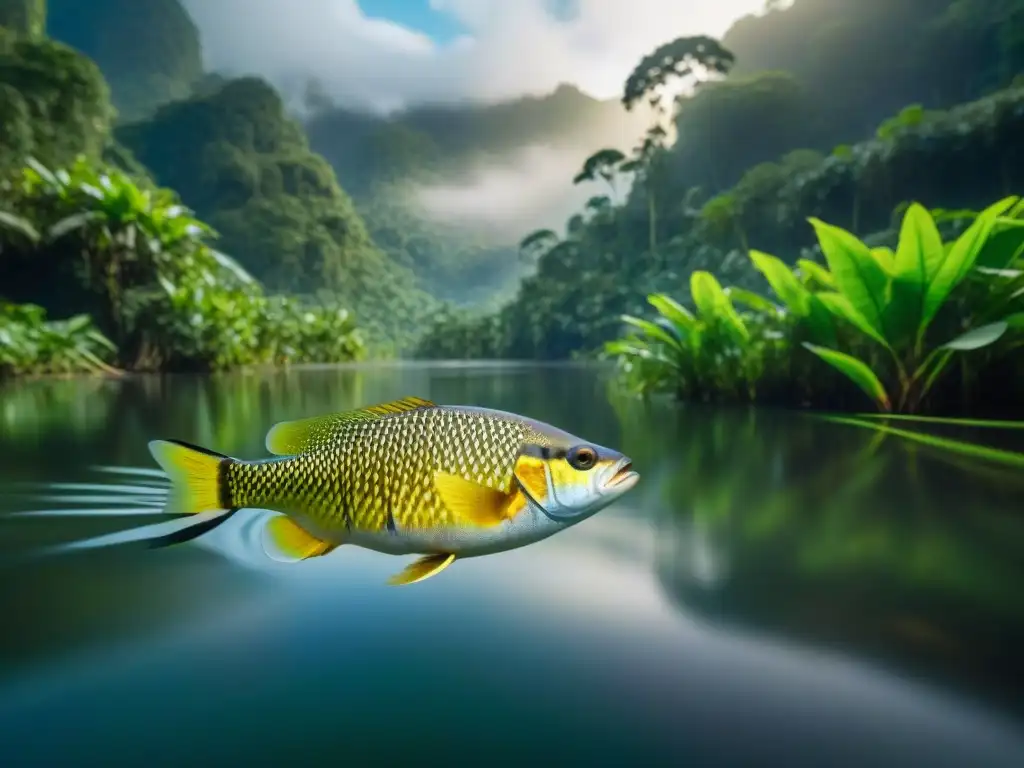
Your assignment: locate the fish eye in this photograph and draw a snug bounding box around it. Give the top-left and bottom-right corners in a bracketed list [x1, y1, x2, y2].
[567, 445, 597, 471]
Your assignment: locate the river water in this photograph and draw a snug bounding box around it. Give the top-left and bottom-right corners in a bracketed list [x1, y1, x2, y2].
[0, 362, 1023, 767]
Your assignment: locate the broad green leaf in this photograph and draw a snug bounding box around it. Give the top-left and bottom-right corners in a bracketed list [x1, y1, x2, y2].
[749, 250, 811, 316]
[648, 293, 697, 334]
[86, 330, 117, 352]
[620, 315, 686, 352]
[802, 343, 891, 411]
[0, 210, 40, 242]
[940, 321, 1008, 351]
[804, 295, 838, 346]
[808, 218, 890, 340]
[871, 247, 895, 273]
[893, 203, 945, 283]
[816, 292, 889, 348]
[49, 212, 101, 240]
[974, 222, 1024, 270]
[690, 271, 749, 341]
[724, 286, 778, 313]
[887, 203, 944, 343]
[796, 258, 834, 289]
[922, 197, 1018, 329]
[65, 315, 91, 334]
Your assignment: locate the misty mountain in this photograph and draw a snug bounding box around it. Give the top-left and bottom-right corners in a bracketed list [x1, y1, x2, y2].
[304, 83, 649, 196]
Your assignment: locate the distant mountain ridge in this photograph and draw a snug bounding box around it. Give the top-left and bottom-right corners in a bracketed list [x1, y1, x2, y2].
[304, 83, 649, 195]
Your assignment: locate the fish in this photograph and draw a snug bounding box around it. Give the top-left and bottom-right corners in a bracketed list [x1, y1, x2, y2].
[146, 396, 639, 586]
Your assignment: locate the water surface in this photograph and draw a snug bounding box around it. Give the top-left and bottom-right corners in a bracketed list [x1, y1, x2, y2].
[1, 363, 1023, 767]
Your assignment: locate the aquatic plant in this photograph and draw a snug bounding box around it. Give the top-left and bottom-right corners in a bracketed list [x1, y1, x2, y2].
[757, 196, 1024, 412]
[605, 270, 786, 401]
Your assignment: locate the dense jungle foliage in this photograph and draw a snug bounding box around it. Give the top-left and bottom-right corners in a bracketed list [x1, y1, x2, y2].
[414, 0, 1024, 418]
[114, 77, 439, 347]
[0, 156, 365, 378]
[0, 26, 364, 378]
[3, 0, 1024, 413]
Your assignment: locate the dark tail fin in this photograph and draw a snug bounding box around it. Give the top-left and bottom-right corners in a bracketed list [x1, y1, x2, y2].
[146, 439, 240, 548]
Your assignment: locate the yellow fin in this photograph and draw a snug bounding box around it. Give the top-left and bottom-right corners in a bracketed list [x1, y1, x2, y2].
[388, 553, 456, 586]
[265, 396, 436, 455]
[434, 472, 515, 528]
[261, 516, 336, 563]
[513, 454, 549, 506]
[148, 439, 231, 515]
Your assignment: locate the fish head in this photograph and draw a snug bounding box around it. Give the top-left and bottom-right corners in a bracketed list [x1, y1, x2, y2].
[513, 434, 639, 524]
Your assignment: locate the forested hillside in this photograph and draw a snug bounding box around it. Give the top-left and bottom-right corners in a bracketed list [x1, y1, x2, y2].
[304, 83, 649, 303]
[114, 77, 437, 346]
[415, 0, 1024, 362]
[46, 0, 203, 121]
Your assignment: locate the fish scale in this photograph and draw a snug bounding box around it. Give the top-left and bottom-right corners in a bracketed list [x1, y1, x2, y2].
[224, 406, 538, 534]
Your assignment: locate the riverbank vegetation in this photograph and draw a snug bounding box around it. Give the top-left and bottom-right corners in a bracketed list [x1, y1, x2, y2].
[0, 16, 369, 378]
[0, 156, 364, 378]
[607, 197, 1024, 415]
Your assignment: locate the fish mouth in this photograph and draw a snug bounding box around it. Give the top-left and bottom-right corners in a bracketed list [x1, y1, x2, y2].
[604, 460, 639, 492]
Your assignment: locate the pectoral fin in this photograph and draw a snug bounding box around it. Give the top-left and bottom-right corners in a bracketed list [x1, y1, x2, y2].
[262, 516, 337, 563]
[388, 553, 456, 586]
[434, 472, 515, 528]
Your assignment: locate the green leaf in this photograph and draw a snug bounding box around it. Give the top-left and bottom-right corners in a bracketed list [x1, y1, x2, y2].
[749, 250, 811, 315]
[974, 222, 1024, 270]
[690, 271, 749, 341]
[893, 203, 945, 283]
[647, 293, 697, 333]
[796, 259, 834, 289]
[724, 286, 777, 313]
[921, 197, 1018, 330]
[940, 321, 1008, 351]
[49, 212, 101, 240]
[0, 210, 40, 242]
[816, 292, 889, 348]
[808, 218, 890, 340]
[802, 343, 891, 411]
[620, 315, 685, 352]
[887, 203, 944, 345]
[871, 247, 895, 273]
[65, 315, 91, 334]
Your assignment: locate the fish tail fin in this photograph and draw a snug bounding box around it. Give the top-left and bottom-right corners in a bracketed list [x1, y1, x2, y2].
[148, 439, 235, 515]
[146, 439, 240, 548]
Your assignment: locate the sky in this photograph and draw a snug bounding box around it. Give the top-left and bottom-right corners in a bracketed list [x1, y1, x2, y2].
[182, 0, 771, 113]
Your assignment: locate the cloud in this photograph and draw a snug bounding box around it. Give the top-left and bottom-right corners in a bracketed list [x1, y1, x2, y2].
[413, 143, 633, 242]
[182, 0, 769, 112]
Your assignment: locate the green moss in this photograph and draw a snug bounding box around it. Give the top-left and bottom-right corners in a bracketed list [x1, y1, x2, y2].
[47, 0, 202, 121]
[0, 27, 112, 174]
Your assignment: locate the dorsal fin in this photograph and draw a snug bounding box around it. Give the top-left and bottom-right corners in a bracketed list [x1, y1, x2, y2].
[265, 396, 436, 455]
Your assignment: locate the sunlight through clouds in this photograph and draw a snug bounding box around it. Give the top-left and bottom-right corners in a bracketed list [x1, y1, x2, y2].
[183, 0, 770, 111]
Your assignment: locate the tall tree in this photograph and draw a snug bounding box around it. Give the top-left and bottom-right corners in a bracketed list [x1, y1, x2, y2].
[621, 36, 736, 258]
